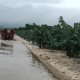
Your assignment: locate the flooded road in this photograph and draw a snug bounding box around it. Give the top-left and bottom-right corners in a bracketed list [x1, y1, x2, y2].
[0, 40, 57, 80]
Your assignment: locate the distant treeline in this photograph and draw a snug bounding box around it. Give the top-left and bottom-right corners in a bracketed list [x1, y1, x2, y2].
[15, 16, 80, 58]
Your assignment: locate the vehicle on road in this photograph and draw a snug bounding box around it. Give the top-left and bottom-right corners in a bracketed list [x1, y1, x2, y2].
[1, 29, 15, 40]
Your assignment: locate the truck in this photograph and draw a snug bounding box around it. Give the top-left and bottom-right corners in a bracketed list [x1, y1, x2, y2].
[1, 29, 15, 40]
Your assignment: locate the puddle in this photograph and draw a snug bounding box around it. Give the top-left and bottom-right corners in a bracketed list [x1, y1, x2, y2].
[0, 40, 13, 55]
[0, 41, 57, 80]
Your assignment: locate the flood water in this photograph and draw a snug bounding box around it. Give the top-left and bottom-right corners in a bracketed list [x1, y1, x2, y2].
[0, 40, 57, 80]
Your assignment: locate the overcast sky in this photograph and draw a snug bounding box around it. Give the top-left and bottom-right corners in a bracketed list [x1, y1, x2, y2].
[0, 0, 80, 27]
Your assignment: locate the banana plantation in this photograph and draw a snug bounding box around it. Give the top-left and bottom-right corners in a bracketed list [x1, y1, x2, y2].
[15, 16, 80, 58]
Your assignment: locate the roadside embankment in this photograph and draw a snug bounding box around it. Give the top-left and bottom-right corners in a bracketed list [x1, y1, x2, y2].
[14, 35, 80, 80]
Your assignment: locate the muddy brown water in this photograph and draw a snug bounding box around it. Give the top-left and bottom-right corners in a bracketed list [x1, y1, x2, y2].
[0, 40, 57, 80]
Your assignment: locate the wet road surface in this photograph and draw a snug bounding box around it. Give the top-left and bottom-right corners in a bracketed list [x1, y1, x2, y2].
[0, 40, 57, 80]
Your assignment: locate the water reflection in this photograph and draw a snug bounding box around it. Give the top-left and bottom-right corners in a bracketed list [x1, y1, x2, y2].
[0, 41, 57, 80]
[0, 41, 13, 55]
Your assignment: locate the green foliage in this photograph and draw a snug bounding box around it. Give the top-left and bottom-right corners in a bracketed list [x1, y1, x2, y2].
[15, 16, 80, 58]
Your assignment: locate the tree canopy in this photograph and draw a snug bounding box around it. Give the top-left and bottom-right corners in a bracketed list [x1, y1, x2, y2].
[15, 16, 80, 58]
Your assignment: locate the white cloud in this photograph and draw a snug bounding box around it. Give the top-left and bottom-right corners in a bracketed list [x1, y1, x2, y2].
[54, 0, 80, 9]
[0, 0, 80, 27]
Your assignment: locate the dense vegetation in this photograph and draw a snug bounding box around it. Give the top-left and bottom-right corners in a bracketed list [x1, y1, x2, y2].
[15, 16, 80, 58]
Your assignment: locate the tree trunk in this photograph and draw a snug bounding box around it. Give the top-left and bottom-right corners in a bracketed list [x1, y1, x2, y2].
[39, 43, 42, 48]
